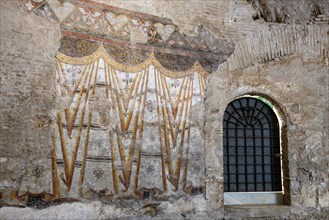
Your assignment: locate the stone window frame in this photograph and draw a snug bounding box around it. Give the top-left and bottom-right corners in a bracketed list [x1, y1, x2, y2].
[204, 93, 290, 209]
[223, 96, 282, 204]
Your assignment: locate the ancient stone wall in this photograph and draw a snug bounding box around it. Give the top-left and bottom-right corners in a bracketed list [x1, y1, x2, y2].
[1, 0, 228, 203]
[204, 55, 329, 218]
[0, 0, 328, 219]
[0, 0, 60, 198]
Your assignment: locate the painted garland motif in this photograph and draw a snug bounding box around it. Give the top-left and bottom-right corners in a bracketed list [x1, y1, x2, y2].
[56, 45, 209, 77]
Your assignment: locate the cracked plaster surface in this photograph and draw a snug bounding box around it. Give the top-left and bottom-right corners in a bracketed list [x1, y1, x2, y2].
[0, 0, 328, 219]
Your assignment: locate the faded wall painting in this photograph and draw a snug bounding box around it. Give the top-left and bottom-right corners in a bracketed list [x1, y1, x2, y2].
[15, 0, 235, 202]
[20, 46, 207, 200]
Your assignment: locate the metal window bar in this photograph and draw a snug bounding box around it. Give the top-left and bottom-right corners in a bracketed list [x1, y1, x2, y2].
[224, 97, 282, 192]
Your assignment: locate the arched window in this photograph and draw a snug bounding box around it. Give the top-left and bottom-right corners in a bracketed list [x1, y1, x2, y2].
[223, 97, 282, 204]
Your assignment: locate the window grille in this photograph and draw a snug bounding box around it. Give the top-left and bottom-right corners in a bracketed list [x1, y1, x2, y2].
[223, 97, 282, 192]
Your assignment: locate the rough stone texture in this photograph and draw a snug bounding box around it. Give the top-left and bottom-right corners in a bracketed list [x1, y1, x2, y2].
[205, 55, 329, 218]
[0, 0, 60, 193]
[1, 0, 329, 219]
[0, 195, 208, 219]
[249, 0, 329, 24]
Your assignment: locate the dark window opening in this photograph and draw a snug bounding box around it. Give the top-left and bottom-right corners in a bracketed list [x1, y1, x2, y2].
[224, 97, 282, 192]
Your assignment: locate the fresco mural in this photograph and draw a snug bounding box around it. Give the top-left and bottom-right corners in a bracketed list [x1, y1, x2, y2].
[27, 46, 207, 200]
[19, 0, 233, 73]
[13, 0, 235, 202]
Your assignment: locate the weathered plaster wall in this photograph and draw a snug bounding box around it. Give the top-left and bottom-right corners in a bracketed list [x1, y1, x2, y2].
[204, 55, 329, 218]
[0, 0, 60, 197]
[95, 0, 329, 37]
[1, 53, 328, 220]
[249, 0, 329, 24]
[0, 0, 328, 219]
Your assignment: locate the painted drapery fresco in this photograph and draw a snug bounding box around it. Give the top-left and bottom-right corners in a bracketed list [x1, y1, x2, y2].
[37, 46, 207, 199]
[14, 0, 229, 201]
